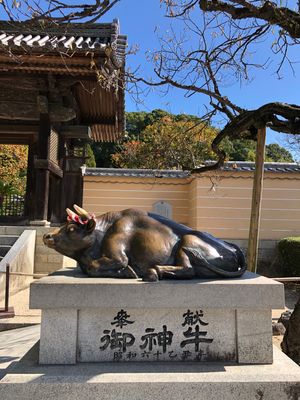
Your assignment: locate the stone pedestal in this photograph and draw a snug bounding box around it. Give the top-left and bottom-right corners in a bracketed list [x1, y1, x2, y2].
[1, 269, 298, 400]
[1, 344, 300, 400]
[30, 268, 284, 365]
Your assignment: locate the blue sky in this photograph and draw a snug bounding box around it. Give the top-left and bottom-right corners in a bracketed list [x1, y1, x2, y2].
[1, 1, 299, 157]
[103, 1, 300, 156]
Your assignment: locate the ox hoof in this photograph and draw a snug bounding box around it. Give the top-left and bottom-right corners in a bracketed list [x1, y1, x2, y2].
[142, 268, 159, 282]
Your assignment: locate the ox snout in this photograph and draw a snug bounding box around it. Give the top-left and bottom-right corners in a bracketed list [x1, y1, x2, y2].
[43, 233, 55, 248]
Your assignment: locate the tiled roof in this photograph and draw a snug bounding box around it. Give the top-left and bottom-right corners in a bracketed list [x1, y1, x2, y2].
[74, 80, 125, 142]
[84, 168, 190, 178]
[220, 161, 300, 173]
[0, 20, 126, 143]
[0, 19, 126, 67]
[84, 162, 300, 177]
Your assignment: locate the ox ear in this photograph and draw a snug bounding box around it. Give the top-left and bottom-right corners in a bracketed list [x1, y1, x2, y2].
[86, 218, 96, 233]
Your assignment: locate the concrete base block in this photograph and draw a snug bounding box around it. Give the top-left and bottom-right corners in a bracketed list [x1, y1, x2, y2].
[0, 345, 299, 400]
[39, 309, 77, 364]
[30, 268, 285, 365]
[236, 309, 273, 364]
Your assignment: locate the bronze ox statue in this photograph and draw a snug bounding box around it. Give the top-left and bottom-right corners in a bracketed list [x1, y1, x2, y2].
[43, 205, 247, 281]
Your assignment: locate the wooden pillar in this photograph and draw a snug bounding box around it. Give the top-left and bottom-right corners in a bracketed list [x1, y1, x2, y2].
[61, 170, 83, 221]
[247, 126, 266, 273]
[33, 114, 51, 222]
[48, 174, 63, 223]
[24, 139, 36, 220]
[34, 169, 50, 221]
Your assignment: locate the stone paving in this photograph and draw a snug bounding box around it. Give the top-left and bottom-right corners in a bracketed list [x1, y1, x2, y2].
[0, 325, 40, 380]
[0, 284, 41, 331]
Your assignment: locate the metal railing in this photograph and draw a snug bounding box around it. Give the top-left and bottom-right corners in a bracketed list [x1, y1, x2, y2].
[0, 264, 46, 319]
[0, 194, 25, 217]
[0, 264, 14, 318]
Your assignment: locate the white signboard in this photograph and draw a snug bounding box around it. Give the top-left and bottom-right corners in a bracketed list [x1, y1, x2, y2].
[152, 201, 172, 219]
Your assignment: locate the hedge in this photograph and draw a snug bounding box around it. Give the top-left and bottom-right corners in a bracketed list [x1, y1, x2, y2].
[278, 237, 300, 277]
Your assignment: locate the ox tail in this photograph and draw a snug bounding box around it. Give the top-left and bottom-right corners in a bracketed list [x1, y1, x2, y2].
[182, 246, 247, 278]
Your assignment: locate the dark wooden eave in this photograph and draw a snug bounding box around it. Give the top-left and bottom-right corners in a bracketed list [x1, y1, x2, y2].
[0, 20, 127, 142]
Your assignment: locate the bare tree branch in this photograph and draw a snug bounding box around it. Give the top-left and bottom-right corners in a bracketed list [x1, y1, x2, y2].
[199, 0, 300, 39]
[126, 2, 299, 172]
[0, 0, 121, 23]
[164, 1, 300, 39]
[192, 102, 300, 173]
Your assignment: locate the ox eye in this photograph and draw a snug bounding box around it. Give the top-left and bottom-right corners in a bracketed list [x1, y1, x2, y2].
[68, 226, 76, 232]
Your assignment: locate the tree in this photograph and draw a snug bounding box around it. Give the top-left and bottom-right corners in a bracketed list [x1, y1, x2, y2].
[129, 1, 300, 173]
[286, 135, 300, 161]
[91, 142, 119, 167]
[222, 140, 294, 162]
[126, 110, 169, 139]
[0, 145, 28, 202]
[0, 1, 119, 24]
[265, 143, 294, 163]
[125, 109, 208, 139]
[85, 144, 96, 168]
[91, 109, 295, 167]
[91, 109, 215, 167]
[112, 116, 216, 169]
[90, 111, 170, 168]
[150, 0, 300, 366]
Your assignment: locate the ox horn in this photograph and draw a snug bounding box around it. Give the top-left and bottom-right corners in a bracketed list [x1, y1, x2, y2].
[66, 208, 78, 220]
[73, 204, 89, 219]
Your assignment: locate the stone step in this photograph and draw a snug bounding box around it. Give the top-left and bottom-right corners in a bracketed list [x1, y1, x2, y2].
[0, 346, 299, 400]
[0, 234, 19, 246]
[0, 244, 12, 257]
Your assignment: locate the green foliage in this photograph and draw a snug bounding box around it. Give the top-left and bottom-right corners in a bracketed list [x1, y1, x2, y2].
[91, 142, 120, 167]
[125, 110, 168, 139]
[0, 181, 17, 196]
[0, 145, 28, 195]
[90, 110, 295, 168]
[222, 139, 294, 162]
[85, 144, 96, 167]
[222, 139, 256, 161]
[112, 116, 216, 170]
[125, 109, 203, 140]
[278, 237, 300, 276]
[91, 109, 212, 168]
[265, 143, 294, 163]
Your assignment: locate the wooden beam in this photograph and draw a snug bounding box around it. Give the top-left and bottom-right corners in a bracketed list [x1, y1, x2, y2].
[0, 54, 96, 67]
[0, 102, 76, 122]
[0, 76, 47, 91]
[0, 137, 32, 145]
[60, 125, 92, 139]
[0, 87, 38, 102]
[0, 64, 96, 75]
[34, 159, 63, 178]
[0, 124, 37, 134]
[247, 126, 266, 273]
[0, 125, 37, 144]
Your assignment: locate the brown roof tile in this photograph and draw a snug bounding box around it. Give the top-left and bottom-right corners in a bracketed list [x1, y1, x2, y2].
[0, 20, 126, 142]
[0, 20, 126, 64]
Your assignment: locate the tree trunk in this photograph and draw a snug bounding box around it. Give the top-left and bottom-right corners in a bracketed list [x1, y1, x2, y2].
[281, 295, 300, 365]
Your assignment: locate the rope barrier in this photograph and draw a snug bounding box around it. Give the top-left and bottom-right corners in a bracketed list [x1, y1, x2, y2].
[0, 270, 47, 278]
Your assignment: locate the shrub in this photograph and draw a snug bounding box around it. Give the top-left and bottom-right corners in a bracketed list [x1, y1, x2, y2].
[278, 237, 300, 277]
